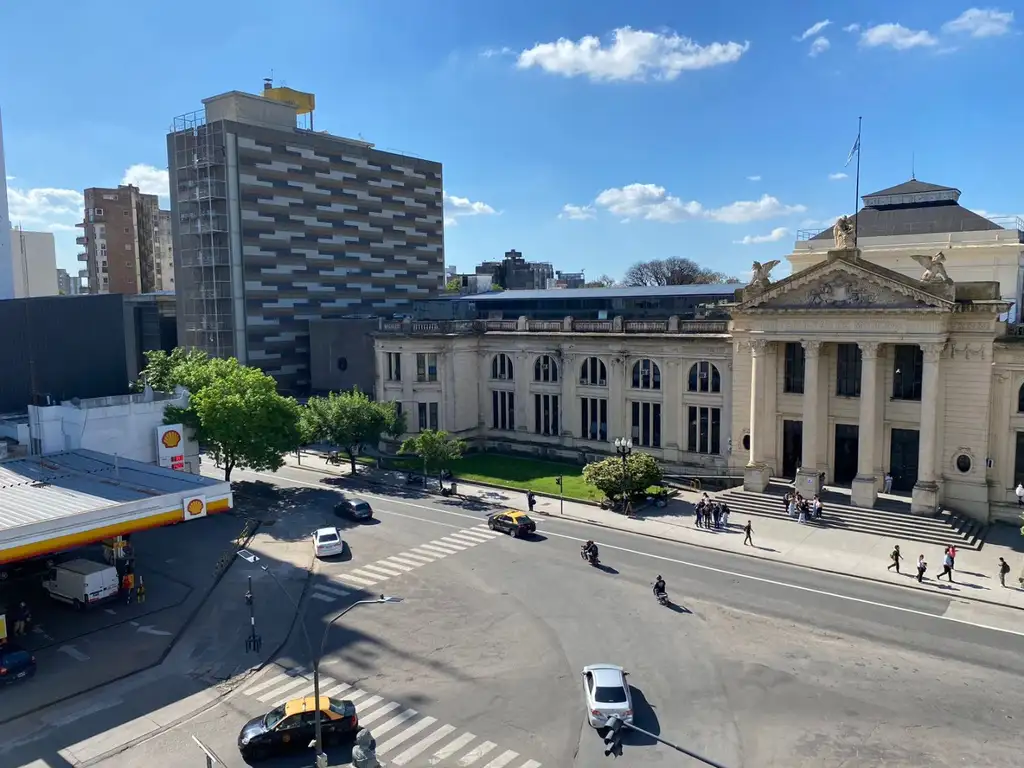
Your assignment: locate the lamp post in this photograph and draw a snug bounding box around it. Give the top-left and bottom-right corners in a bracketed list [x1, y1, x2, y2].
[614, 437, 633, 512]
[235, 551, 401, 766]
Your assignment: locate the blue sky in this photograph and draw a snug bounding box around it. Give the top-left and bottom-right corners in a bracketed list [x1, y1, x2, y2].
[2, 1, 1022, 281]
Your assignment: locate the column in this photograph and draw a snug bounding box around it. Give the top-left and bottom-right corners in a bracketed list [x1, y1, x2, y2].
[911, 342, 945, 514]
[795, 340, 823, 496]
[743, 339, 771, 492]
[661, 360, 681, 461]
[514, 352, 530, 432]
[609, 357, 626, 442]
[851, 342, 882, 508]
[559, 351, 577, 441]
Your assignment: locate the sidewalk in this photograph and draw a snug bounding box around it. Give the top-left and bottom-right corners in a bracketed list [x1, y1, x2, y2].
[286, 451, 1024, 612]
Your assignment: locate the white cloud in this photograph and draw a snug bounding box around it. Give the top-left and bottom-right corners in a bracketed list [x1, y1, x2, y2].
[843, 23, 861, 33]
[809, 36, 831, 57]
[443, 192, 497, 228]
[516, 27, 750, 82]
[747, 175, 761, 182]
[121, 163, 170, 201]
[592, 184, 805, 224]
[942, 8, 1014, 38]
[7, 186, 84, 229]
[797, 20, 832, 41]
[734, 227, 790, 245]
[481, 46, 514, 58]
[860, 23, 938, 50]
[4, 175, 13, 181]
[558, 203, 595, 220]
[828, 172, 849, 180]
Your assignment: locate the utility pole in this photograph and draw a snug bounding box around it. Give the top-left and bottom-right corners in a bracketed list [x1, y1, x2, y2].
[603, 715, 731, 766]
[244, 576, 261, 653]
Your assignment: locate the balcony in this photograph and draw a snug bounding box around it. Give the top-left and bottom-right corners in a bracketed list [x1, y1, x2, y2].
[77, 252, 89, 262]
[178, 215, 228, 235]
[76, 235, 88, 245]
[376, 316, 730, 336]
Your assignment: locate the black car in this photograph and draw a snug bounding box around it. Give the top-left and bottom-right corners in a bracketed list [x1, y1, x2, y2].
[0, 643, 36, 685]
[487, 511, 537, 537]
[238, 695, 358, 762]
[334, 498, 374, 521]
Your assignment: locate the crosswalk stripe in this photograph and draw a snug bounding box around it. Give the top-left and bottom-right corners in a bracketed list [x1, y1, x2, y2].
[310, 593, 336, 602]
[391, 723, 457, 765]
[322, 682, 352, 698]
[337, 572, 378, 586]
[519, 761, 542, 768]
[360, 701, 402, 725]
[416, 544, 455, 556]
[355, 695, 384, 713]
[343, 688, 369, 703]
[437, 537, 471, 549]
[377, 715, 438, 754]
[387, 554, 431, 567]
[378, 558, 414, 571]
[257, 676, 308, 702]
[456, 529, 497, 541]
[430, 732, 477, 764]
[374, 708, 418, 736]
[446, 533, 486, 545]
[482, 749, 520, 767]
[271, 677, 338, 707]
[314, 584, 351, 597]
[458, 741, 497, 765]
[243, 669, 306, 696]
[357, 564, 404, 578]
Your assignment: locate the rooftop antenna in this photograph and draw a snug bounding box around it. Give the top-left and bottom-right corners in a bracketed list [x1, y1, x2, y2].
[911, 152, 916, 181]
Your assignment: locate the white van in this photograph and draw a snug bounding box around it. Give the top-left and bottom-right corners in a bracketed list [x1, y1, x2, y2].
[42, 559, 120, 609]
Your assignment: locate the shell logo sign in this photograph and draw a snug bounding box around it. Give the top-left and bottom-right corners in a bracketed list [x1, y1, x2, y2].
[161, 429, 182, 450]
[157, 424, 186, 471]
[183, 495, 207, 521]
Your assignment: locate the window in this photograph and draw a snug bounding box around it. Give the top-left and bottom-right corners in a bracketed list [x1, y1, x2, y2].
[416, 352, 438, 382]
[418, 402, 428, 431]
[1016, 432, 1024, 484]
[631, 401, 662, 448]
[631, 359, 661, 390]
[386, 352, 401, 381]
[491, 353, 514, 380]
[492, 390, 515, 430]
[336, 357, 348, 371]
[534, 394, 559, 436]
[892, 345, 923, 401]
[123, 210, 130, 216]
[687, 406, 721, 454]
[580, 397, 608, 441]
[123, 227, 130, 234]
[1019, 383, 1024, 413]
[124, 244, 133, 251]
[394, 401, 403, 419]
[836, 343, 862, 397]
[687, 361, 721, 393]
[429, 402, 439, 431]
[534, 355, 558, 382]
[580, 357, 607, 386]
[94, 208, 104, 215]
[783, 342, 805, 394]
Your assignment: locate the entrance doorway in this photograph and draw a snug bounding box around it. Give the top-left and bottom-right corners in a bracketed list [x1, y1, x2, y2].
[782, 420, 803, 478]
[889, 428, 920, 493]
[834, 424, 859, 486]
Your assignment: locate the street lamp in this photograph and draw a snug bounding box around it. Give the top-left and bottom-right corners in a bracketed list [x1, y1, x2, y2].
[614, 437, 632, 511]
[235, 551, 402, 766]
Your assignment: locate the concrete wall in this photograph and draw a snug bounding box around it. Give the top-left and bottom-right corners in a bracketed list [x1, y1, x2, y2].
[308, 318, 378, 394]
[10, 229, 58, 298]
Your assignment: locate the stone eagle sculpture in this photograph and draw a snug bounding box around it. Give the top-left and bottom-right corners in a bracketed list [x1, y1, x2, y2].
[911, 252, 952, 283]
[748, 259, 781, 290]
[833, 215, 855, 250]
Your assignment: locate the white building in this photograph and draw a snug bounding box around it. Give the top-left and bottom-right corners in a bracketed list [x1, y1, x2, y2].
[0, 107, 13, 300]
[9, 227, 58, 297]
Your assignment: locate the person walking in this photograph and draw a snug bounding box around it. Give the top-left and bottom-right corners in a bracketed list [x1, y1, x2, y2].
[883, 472, 894, 494]
[938, 549, 955, 583]
[916, 555, 928, 583]
[743, 520, 754, 546]
[1016, 483, 1024, 507]
[695, 505, 704, 529]
[998, 557, 1011, 588]
[947, 544, 957, 570]
[712, 504, 721, 530]
[136, 576, 146, 604]
[887, 545, 903, 574]
[122, 571, 135, 604]
[526, 491, 536, 513]
[721, 503, 730, 529]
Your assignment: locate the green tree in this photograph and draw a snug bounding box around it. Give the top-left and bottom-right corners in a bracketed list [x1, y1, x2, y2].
[582, 452, 662, 502]
[444, 277, 462, 292]
[300, 389, 405, 474]
[399, 430, 466, 483]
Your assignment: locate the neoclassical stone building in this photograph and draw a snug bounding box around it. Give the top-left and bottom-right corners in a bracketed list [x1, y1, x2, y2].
[374, 181, 1024, 524]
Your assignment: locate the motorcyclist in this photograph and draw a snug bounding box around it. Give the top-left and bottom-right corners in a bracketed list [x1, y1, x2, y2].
[582, 540, 598, 561]
[653, 575, 667, 596]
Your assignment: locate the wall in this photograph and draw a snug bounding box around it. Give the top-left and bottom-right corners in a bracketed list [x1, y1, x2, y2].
[0, 108, 12, 301]
[10, 229, 58, 298]
[309, 318, 378, 394]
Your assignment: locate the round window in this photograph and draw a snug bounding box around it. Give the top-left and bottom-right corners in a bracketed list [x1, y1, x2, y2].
[742, 434, 751, 451]
[955, 454, 971, 474]
[337, 357, 348, 372]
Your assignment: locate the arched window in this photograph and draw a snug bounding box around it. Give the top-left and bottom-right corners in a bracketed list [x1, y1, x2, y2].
[491, 353, 514, 380]
[688, 361, 721, 393]
[1018, 383, 1024, 412]
[631, 359, 661, 390]
[580, 356, 607, 386]
[534, 355, 558, 382]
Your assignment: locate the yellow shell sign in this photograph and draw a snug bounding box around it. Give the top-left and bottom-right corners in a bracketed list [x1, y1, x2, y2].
[161, 430, 182, 449]
[183, 495, 208, 521]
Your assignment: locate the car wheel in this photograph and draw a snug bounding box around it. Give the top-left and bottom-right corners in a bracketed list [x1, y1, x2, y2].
[244, 745, 268, 762]
[488, 520, 495, 531]
[507, 527, 516, 537]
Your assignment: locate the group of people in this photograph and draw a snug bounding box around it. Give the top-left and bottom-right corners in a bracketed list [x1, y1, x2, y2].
[888, 543, 1015, 587]
[782, 491, 823, 523]
[694, 494, 731, 530]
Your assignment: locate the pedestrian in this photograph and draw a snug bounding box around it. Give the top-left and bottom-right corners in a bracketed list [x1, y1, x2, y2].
[916, 555, 927, 583]
[712, 504, 721, 530]
[812, 495, 823, 520]
[998, 557, 1011, 588]
[743, 520, 753, 546]
[123, 571, 135, 604]
[938, 549, 955, 582]
[695, 505, 704, 528]
[887, 545, 902, 574]
[1017, 483, 1024, 507]
[782, 492, 791, 515]
[136, 576, 146, 604]
[883, 472, 893, 494]
[12, 601, 29, 636]
[798, 504, 807, 524]
[721, 503, 730, 528]
[947, 544, 957, 569]
[526, 491, 536, 513]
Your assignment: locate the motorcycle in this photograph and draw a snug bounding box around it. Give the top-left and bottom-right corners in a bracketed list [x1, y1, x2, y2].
[654, 590, 669, 606]
[581, 546, 600, 567]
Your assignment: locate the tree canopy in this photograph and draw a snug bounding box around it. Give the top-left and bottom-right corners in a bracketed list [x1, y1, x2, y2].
[399, 430, 466, 478]
[583, 274, 618, 288]
[444, 277, 463, 293]
[300, 389, 405, 473]
[582, 452, 663, 502]
[623, 257, 737, 287]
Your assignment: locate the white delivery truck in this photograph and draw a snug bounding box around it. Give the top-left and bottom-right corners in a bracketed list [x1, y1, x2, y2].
[42, 559, 120, 609]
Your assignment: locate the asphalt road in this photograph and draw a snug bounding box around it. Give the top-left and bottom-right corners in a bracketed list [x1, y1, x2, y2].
[10, 462, 1024, 768]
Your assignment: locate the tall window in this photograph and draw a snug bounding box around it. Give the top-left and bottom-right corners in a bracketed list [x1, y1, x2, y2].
[836, 343, 862, 398]
[491, 353, 514, 380]
[492, 391, 515, 430]
[534, 355, 559, 382]
[892, 345, 923, 401]
[687, 406, 721, 454]
[631, 401, 662, 448]
[631, 359, 661, 390]
[418, 402, 428, 431]
[386, 352, 401, 381]
[687, 361, 721, 393]
[416, 353, 438, 383]
[1019, 383, 1024, 413]
[580, 357, 607, 386]
[580, 397, 608, 441]
[1016, 432, 1024, 484]
[534, 394, 559, 436]
[783, 342, 805, 394]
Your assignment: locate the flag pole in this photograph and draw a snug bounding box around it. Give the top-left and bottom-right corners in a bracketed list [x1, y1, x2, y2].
[853, 116, 862, 247]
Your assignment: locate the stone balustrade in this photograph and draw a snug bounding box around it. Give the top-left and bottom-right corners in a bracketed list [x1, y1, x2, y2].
[376, 316, 729, 336]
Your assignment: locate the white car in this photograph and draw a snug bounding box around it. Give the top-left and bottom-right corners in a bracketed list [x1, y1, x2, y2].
[312, 527, 345, 558]
[582, 664, 633, 728]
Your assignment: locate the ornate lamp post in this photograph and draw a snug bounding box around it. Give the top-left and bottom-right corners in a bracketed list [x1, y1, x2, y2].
[614, 437, 633, 511]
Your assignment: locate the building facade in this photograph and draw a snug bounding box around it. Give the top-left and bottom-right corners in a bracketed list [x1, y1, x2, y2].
[9, 227, 58, 297]
[0, 107, 13, 301]
[475, 250, 554, 291]
[166, 88, 444, 393]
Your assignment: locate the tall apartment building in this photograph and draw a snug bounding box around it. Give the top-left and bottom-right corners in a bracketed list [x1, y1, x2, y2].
[9, 227, 58, 297]
[155, 210, 174, 292]
[77, 185, 174, 295]
[166, 85, 444, 393]
[0, 107, 15, 300]
[56, 268, 71, 295]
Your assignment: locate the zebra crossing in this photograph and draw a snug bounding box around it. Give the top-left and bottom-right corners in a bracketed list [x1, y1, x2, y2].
[309, 525, 501, 603]
[239, 665, 543, 767]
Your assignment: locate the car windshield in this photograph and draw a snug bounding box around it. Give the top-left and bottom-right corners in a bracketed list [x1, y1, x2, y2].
[318, 532, 339, 543]
[594, 685, 628, 703]
[353, 502, 370, 511]
[264, 705, 286, 729]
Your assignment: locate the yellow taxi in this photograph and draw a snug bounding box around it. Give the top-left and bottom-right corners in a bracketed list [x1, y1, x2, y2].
[487, 510, 537, 538]
[237, 694, 358, 761]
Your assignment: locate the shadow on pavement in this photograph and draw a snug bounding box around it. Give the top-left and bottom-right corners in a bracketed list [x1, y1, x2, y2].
[628, 685, 661, 744]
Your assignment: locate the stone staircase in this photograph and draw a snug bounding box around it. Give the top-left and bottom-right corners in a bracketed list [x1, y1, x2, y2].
[715, 482, 988, 550]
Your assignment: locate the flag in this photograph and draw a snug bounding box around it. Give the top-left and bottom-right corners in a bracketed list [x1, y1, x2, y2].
[845, 133, 861, 167]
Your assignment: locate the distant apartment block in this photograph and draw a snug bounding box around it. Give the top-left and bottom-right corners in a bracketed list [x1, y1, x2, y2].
[548, 270, 585, 289]
[56, 268, 73, 295]
[475, 249, 554, 290]
[166, 84, 444, 393]
[8, 227, 58, 298]
[77, 185, 174, 295]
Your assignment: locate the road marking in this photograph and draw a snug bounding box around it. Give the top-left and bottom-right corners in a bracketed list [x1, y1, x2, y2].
[377, 715, 438, 754]
[391, 723, 457, 764]
[430, 733, 477, 764]
[519, 761, 542, 768]
[322, 682, 352, 698]
[378, 558, 414, 571]
[257, 677, 307, 702]
[387, 554, 432, 567]
[410, 545, 448, 558]
[447, 532, 489, 545]
[358, 699, 397, 725]
[357, 563, 404, 578]
[57, 645, 90, 662]
[427, 540, 464, 553]
[337, 572, 378, 586]
[243, 670, 304, 696]
[437, 537, 471, 550]
[374, 708, 418, 736]
[482, 750, 520, 768]
[454, 530, 497, 542]
[314, 584, 352, 597]
[272, 677, 338, 707]
[417, 543, 457, 556]
[459, 740, 497, 765]
[310, 593, 335, 602]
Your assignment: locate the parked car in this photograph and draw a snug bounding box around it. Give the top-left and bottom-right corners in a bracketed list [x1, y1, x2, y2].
[312, 527, 345, 558]
[334, 498, 374, 521]
[487, 510, 537, 538]
[582, 663, 633, 728]
[0, 642, 37, 685]
[237, 695, 358, 762]
[42, 559, 119, 609]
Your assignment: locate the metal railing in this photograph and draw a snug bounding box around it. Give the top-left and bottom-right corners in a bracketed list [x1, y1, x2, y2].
[798, 215, 1024, 242]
